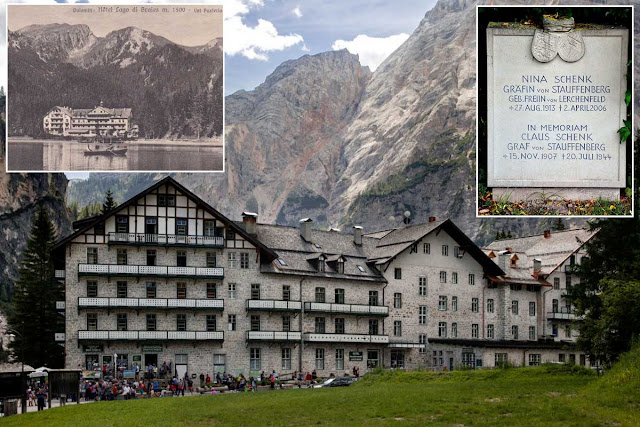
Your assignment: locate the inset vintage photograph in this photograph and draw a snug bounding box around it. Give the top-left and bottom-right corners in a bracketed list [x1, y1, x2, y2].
[6, 4, 224, 172]
[477, 6, 633, 216]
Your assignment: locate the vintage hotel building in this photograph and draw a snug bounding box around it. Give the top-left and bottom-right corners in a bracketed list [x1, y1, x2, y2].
[43, 102, 138, 138]
[52, 178, 593, 378]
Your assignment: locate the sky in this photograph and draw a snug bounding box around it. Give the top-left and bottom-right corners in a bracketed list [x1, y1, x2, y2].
[0, 0, 438, 181]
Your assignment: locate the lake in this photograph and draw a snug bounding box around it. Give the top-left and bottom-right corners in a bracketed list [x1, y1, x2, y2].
[6, 140, 224, 172]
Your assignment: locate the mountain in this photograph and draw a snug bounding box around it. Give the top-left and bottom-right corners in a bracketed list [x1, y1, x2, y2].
[8, 24, 223, 139]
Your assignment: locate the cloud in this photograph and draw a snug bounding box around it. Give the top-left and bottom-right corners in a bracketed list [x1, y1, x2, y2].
[224, 0, 303, 61]
[332, 33, 409, 71]
[292, 7, 302, 18]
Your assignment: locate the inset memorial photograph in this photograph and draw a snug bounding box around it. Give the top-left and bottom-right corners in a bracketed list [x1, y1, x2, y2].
[6, 4, 224, 172]
[477, 6, 633, 216]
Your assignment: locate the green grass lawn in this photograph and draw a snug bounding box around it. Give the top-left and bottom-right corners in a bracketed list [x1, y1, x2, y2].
[3, 358, 639, 426]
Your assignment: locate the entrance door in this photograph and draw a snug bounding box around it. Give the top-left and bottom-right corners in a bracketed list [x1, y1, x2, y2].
[366, 350, 380, 369]
[390, 350, 405, 369]
[175, 354, 188, 378]
[145, 354, 158, 368]
[213, 354, 226, 375]
[145, 217, 158, 242]
[102, 355, 113, 377]
[449, 358, 454, 371]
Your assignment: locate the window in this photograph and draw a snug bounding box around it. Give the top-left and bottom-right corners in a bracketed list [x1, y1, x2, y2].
[146, 314, 156, 331]
[87, 281, 98, 298]
[206, 315, 216, 332]
[438, 322, 447, 337]
[394, 268, 402, 280]
[487, 299, 494, 313]
[472, 298, 479, 313]
[512, 300, 519, 315]
[227, 228, 236, 241]
[529, 326, 536, 341]
[282, 348, 292, 371]
[566, 274, 572, 290]
[495, 353, 508, 366]
[419, 334, 427, 353]
[87, 248, 98, 264]
[394, 321, 402, 336]
[87, 313, 98, 331]
[423, 243, 430, 254]
[527, 285, 537, 292]
[552, 299, 559, 313]
[336, 259, 344, 274]
[452, 296, 458, 311]
[315, 348, 325, 370]
[442, 245, 449, 256]
[529, 302, 536, 316]
[204, 221, 216, 237]
[250, 315, 261, 331]
[315, 317, 326, 334]
[335, 318, 345, 334]
[451, 272, 458, 284]
[472, 324, 479, 338]
[282, 285, 291, 301]
[565, 325, 572, 338]
[228, 252, 237, 269]
[228, 315, 237, 331]
[469, 274, 475, 286]
[206, 283, 217, 299]
[419, 277, 427, 296]
[315, 287, 326, 303]
[419, 306, 427, 324]
[177, 282, 187, 299]
[282, 315, 291, 332]
[559, 353, 566, 363]
[335, 289, 345, 304]
[206, 252, 217, 268]
[146, 282, 156, 298]
[410, 243, 418, 254]
[117, 249, 127, 265]
[146, 250, 157, 266]
[357, 265, 365, 272]
[454, 246, 462, 257]
[487, 324, 495, 339]
[318, 259, 325, 272]
[512, 325, 519, 339]
[177, 314, 187, 331]
[228, 283, 237, 299]
[250, 348, 261, 370]
[528, 354, 541, 366]
[438, 296, 447, 311]
[553, 278, 560, 290]
[240, 253, 250, 269]
[116, 215, 128, 233]
[176, 251, 187, 267]
[451, 323, 458, 338]
[440, 271, 447, 283]
[335, 349, 344, 370]
[393, 293, 402, 308]
[176, 218, 188, 235]
[117, 281, 127, 298]
[369, 291, 379, 306]
[251, 284, 261, 300]
[158, 194, 175, 207]
[369, 319, 379, 335]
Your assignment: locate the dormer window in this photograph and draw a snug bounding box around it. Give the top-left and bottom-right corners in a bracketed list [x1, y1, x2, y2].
[510, 254, 519, 267]
[318, 259, 325, 272]
[337, 259, 344, 274]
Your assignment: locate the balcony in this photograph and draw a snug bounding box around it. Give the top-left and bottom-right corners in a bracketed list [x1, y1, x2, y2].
[78, 330, 224, 341]
[78, 297, 224, 310]
[55, 270, 65, 279]
[108, 233, 224, 248]
[246, 300, 302, 312]
[303, 333, 389, 344]
[303, 302, 389, 316]
[78, 264, 224, 279]
[547, 311, 579, 320]
[246, 331, 302, 341]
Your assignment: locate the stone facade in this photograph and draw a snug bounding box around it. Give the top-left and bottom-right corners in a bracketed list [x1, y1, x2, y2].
[54, 178, 592, 381]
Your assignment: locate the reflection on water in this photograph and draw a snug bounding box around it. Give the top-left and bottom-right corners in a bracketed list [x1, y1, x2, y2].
[7, 140, 223, 171]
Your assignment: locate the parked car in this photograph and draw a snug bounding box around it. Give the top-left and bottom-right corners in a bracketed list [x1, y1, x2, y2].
[322, 377, 353, 387]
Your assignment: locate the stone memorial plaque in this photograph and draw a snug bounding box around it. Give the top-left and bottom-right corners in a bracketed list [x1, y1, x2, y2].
[487, 26, 628, 199]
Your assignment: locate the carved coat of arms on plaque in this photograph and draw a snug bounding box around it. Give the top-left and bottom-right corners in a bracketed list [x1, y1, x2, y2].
[531, 16, 585, 63]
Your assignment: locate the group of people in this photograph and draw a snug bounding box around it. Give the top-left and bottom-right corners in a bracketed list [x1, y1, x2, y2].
[26, 383, 49, 411]
[82, 372, 194, 401]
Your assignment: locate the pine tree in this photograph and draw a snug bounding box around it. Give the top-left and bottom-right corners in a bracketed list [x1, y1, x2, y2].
[8, 205, 64, 368]
[553, 218, 566, 231]
[102, 189, 117, 213]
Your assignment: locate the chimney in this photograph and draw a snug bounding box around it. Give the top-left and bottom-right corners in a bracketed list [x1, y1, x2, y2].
[299, 218, 313, 242]
[353, 226, 363, 246]
[543, 230, 551, 238]
[428, 216, 436, 223]
[242, 212, 257, 235]
[497, 250, 508, 271]
[533, 258, 542, 274]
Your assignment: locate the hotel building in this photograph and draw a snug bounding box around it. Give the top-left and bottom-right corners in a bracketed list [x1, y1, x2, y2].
[52, 177, 592, 378]
[43, 103, 137, 138]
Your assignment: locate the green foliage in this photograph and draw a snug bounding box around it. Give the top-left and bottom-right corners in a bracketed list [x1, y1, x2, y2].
[78, 201, 103, 220]
[7, 205, 64, 368]
[553, 218, 567, 231]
